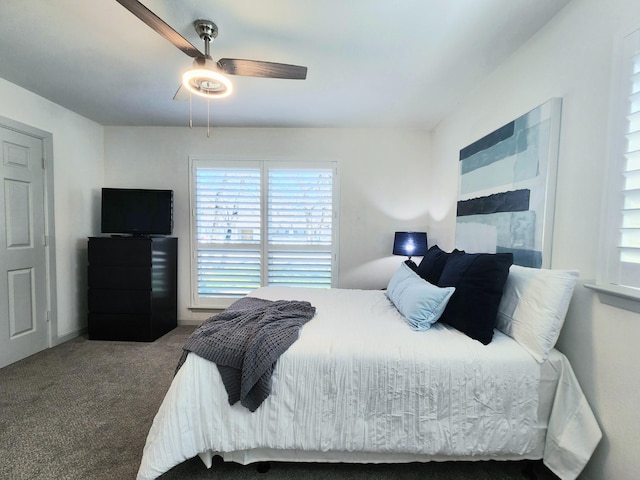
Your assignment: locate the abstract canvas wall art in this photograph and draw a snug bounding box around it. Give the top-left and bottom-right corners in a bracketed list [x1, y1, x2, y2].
[455, 98, 562, 268]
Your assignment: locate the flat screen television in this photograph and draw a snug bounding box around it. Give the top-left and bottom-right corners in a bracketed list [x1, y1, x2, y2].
[101, 188, 173, 236]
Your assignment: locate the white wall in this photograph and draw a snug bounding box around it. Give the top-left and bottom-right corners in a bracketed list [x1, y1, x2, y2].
[0, 78, 104, 341]
[429, 0, 640, 478]
[104, 126, 430, 321]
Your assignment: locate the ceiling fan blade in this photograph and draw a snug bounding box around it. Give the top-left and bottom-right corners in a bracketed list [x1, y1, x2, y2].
[115, 0, 204, 58]
[217, 58, 307, 80]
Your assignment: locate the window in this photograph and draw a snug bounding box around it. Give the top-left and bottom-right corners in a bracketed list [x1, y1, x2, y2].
[597, 26, 640, 298]
[190, 158, 338, 308]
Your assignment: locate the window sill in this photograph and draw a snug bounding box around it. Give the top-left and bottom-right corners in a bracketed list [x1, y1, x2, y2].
[584, 283, 640, 313]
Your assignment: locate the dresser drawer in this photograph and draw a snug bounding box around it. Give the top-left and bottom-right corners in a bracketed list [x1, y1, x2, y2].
[88, 237, 152, 266]
[88, 266, 151, 290]
[88, 314, 153, 341]
[88, 289, 151, 314]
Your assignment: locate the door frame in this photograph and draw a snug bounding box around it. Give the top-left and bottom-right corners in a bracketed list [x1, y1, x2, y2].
[1, 115, 57, 349]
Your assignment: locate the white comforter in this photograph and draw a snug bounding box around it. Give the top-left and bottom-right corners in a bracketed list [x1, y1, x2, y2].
[137, 287, 600, 480]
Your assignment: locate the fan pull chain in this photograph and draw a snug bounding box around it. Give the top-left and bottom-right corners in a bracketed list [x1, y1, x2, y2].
[207, 98, 211, 138]
[189, 92, 193, 128]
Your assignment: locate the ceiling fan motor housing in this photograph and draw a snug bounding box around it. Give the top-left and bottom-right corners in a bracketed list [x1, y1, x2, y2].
[194, 20, 218, 42]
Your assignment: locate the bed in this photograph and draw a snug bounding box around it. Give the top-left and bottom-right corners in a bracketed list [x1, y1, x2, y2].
[136, 253, 602, 480]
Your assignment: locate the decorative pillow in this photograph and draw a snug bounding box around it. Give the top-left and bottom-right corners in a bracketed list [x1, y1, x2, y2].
[496, 265, 578, 363]
[415, 245, 464, 284]
[386, 262, 455, 331]
[437, 252, 513, 345]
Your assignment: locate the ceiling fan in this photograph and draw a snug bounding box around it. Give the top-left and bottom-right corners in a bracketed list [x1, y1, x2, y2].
[115, 0, 308, 100]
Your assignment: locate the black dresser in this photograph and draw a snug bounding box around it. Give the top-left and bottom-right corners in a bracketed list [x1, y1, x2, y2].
[88, 236, 177, 341]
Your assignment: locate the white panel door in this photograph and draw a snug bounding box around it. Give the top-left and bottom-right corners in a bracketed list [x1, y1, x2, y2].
[0, 127, 48, 368]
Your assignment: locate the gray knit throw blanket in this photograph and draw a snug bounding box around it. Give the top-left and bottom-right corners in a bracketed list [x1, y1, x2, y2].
[176, 296, 316, 412]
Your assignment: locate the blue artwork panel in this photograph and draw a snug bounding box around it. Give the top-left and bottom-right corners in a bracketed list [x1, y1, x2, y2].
[457, 189, 530, 217]
[459, 122, 516, 166]
[459, 108, 548, 195]
[457, 211, 540, 267]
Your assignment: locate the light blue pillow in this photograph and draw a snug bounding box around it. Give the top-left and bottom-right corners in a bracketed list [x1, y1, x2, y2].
[386, 262, 455, 331]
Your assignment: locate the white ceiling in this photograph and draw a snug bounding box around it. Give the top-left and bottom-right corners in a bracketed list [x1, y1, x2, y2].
[0, 0, 571, 129]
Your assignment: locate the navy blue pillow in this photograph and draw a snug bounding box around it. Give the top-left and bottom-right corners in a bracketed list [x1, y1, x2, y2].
[415, 245, 463, 284]
[437, 252, 513, 345]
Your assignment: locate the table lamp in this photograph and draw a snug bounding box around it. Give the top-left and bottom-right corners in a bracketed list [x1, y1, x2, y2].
[392, 231, 427, 269]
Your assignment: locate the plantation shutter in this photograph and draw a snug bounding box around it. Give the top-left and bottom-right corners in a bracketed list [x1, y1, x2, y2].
[195, 165, 262, 299]
[606, 28, 640, 290]
[620, 54, 640, 286]
[267, 168, 334, 287]
[191, 159, 337, 306]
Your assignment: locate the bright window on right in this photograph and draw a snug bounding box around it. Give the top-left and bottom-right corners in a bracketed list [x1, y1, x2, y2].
[599, 26, 640, 297]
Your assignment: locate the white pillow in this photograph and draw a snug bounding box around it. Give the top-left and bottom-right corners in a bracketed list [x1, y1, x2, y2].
[496, 264, 578, 363]
[386, 262, 455, 331]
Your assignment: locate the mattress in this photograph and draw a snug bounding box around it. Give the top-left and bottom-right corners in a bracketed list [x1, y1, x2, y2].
[137, 287, 601, 480]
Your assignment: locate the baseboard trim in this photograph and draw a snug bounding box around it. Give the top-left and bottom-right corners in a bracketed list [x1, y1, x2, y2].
[178, 319, 202, 326]
[53, 327, 87, 346]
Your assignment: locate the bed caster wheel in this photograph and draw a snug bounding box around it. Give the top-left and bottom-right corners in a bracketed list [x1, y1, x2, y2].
[256, 462, 271, 473]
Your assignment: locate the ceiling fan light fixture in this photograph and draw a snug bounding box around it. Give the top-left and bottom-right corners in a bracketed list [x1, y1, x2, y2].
[182, 68, 232, 98]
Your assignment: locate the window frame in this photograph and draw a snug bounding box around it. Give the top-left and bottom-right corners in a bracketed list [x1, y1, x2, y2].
[591, 25, 640, 303]
[188, 156, 339, 309]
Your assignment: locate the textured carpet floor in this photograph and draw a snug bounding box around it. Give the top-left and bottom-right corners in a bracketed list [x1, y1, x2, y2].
[0, 326, 559, 480]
